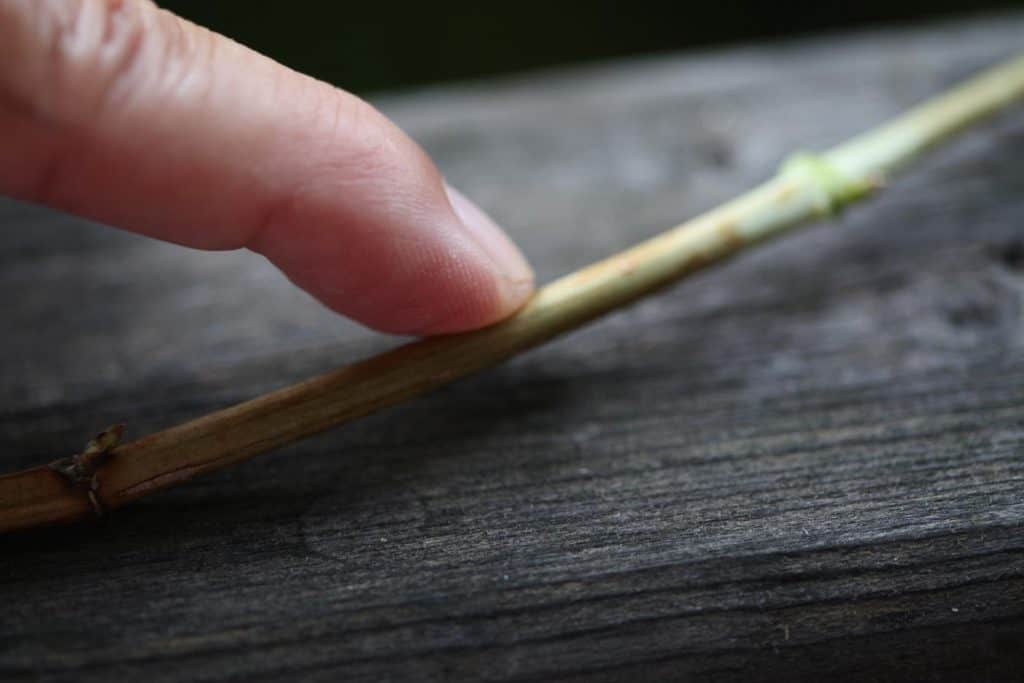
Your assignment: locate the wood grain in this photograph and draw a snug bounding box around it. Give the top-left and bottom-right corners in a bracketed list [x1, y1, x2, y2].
[2, 14, 1023, 682]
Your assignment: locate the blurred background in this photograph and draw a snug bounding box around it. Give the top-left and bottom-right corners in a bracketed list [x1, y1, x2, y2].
[162, 0, 1016, 93]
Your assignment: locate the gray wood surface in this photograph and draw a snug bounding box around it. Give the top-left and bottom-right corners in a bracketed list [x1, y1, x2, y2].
[2, 13, 1023, 682]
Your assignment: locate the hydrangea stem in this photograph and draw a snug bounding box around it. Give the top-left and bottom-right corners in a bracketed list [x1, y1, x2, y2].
[2, 53, 1023, 534]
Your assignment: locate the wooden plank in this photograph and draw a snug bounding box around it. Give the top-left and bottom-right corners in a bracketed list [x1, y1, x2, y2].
[2, 13, 1023, 682]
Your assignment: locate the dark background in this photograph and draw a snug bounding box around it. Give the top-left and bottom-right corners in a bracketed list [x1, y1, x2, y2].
[161, 0, 1017, 93]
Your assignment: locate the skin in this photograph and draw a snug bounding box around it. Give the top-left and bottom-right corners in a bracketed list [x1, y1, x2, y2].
[0, 0, 535, 334]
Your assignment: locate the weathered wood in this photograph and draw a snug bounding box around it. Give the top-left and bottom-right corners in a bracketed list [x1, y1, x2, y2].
[2, 13, 1023, 682]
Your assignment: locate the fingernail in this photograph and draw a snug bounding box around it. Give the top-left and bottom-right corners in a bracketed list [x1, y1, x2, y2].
[445, 184, 535, 305]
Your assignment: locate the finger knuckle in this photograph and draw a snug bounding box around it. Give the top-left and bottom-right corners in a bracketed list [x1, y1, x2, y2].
[28, 0, 166, 123]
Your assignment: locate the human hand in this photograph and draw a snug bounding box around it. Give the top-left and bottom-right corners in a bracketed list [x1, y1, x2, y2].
[0, 0, 534, 334]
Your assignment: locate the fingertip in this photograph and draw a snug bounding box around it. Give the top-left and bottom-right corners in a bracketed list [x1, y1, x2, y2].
[285, 186, 534, 337]
[412, 188, 533, 334]
[258, 195, 534, 337]
[307, 224, 535, 337]
[431, 184, 535, 331]
[406, 269, 535, 336]
[444, 184, 533, 291]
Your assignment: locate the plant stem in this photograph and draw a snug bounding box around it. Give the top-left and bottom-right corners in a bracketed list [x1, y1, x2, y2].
[2, 54, 1023, 534]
